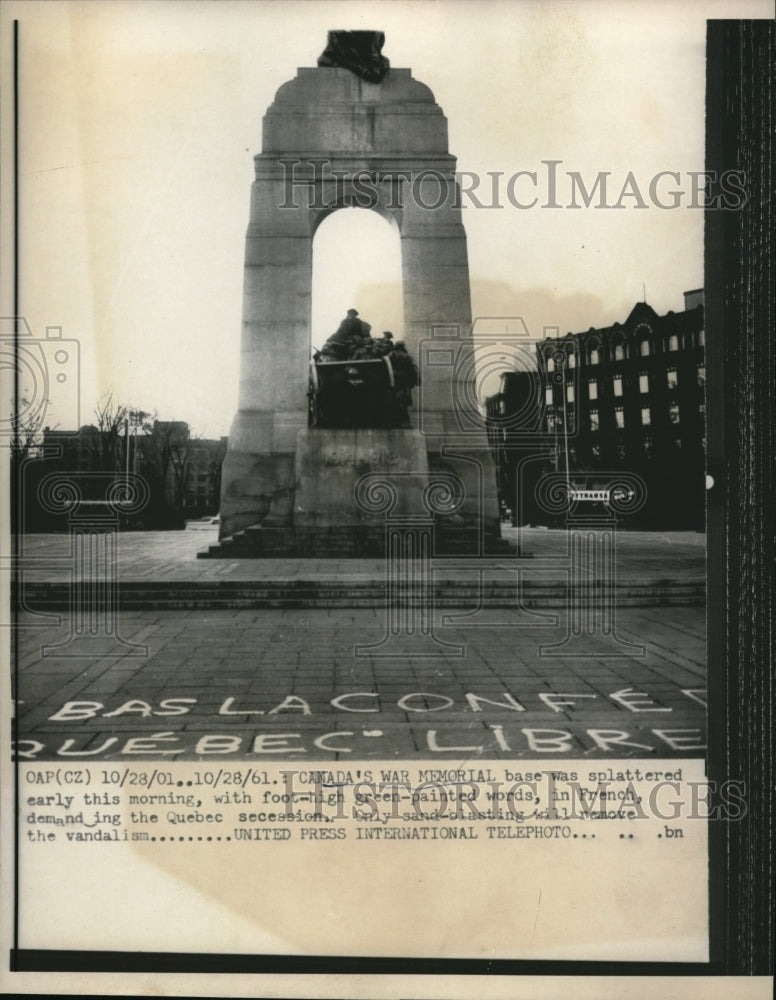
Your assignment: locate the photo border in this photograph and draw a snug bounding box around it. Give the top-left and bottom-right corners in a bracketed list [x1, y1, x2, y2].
[3, 6, 774, 989]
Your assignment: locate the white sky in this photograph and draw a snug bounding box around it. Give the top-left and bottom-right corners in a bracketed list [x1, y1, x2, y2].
[3, 0, 773, 436]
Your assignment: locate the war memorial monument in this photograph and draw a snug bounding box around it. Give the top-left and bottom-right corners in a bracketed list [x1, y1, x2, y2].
[210, 31, 502, 558]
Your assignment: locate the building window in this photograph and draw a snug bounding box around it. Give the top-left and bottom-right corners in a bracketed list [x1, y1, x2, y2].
[566, 384, 574, 403]
[588, 380, 598, 400]
[589, 410, 599, 431]
[613, 376, 623, 397]
[639, 373, 649, 393]
[567, 351, 576, 368]
[669, 402, 680, 424]
[589, 346, 600, 365]
[697, 365, 705, 386]
[613, 343, 625, 361]
[545, 387, 553, 406]
[640, 340, 650, 357]
[641, 407, 651, 425]
[614, 408, 625, 429]
[546, 355, 554, 372]
[669, 334, 679, 351]
[698, 329, 705, 346]
[667, 369, 678, 389]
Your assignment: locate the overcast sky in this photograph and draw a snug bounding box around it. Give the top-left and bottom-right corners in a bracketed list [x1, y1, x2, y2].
[4, 0, 772, 436]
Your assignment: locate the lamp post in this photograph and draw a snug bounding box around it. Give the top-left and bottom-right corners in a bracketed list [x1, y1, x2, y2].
[551, 346, 572, 501]
[560, 355, 571, 499]
[124, 409, 149, 480]
[124, 416, 131, 482]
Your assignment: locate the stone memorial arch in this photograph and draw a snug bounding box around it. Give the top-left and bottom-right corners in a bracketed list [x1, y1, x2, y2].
[216, 32, 500, 555]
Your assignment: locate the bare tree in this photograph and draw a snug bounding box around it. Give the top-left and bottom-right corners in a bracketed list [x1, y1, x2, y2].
[145, 420, 198, 512]
[169, 427, 198, 512]
[9, 397, 49, 464]
[85, 393, 130, 471]
[205, 437, 227, 506]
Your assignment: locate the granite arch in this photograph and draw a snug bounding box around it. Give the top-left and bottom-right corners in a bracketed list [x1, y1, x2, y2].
[216, 51, 500, 554]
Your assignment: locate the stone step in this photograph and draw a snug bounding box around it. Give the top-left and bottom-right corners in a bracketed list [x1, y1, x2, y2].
[201, 525, 515, 559]
[13, 579, 705, 610]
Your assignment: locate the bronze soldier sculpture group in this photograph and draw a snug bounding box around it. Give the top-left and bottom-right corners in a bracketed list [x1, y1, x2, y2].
[311, 309, 419, 428]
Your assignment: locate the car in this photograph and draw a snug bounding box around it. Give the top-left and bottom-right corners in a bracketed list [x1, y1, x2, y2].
[186, 514, 220, 529]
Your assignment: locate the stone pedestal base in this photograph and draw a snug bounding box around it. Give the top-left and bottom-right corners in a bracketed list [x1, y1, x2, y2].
[295, 428, 429, 528]
[210, 427, 504, 557]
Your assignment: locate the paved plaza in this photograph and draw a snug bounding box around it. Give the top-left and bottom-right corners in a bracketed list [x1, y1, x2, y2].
[14, 606, 706, 762]
[14, 525, 706, 584]
[11, 528, 706, 761]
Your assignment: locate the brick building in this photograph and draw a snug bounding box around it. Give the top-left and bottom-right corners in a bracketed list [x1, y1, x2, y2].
[18, 421, 226, 531]
[485, 291, 706, 529]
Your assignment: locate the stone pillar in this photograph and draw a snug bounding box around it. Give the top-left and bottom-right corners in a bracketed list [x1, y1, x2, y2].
[220, 163, 313, 536]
